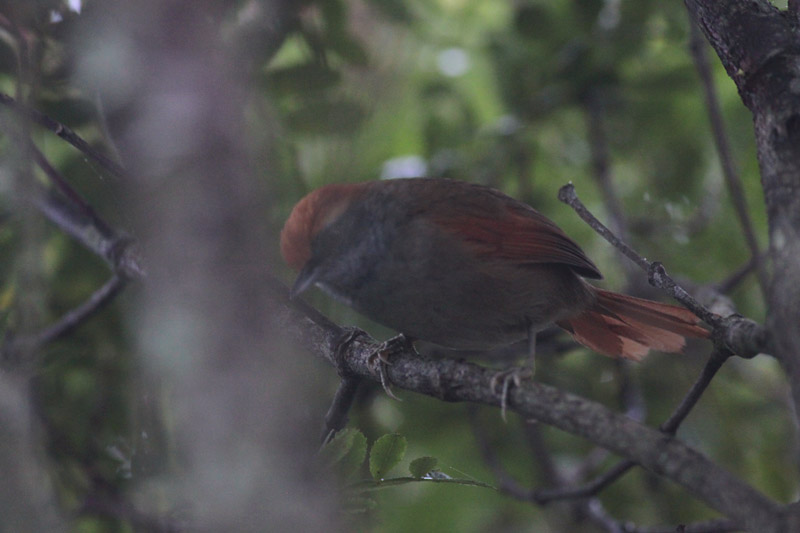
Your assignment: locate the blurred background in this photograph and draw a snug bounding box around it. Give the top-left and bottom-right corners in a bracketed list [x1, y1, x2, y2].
[0, 0, 790, 531]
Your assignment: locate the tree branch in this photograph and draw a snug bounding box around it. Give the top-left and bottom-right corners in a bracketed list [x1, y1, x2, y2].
[558, 182, 770, 358]
[688, 19, 768, 295]
[526, 344, 729, 504]
[0, 92, 128, 179]
[3, 275, 127, 366]
[276, 280, 785, 532]
[30, 141, 116, 241]
[684, 1, 800, 460]
[321, 375, 361, 444]
[28, 184, 144, 279]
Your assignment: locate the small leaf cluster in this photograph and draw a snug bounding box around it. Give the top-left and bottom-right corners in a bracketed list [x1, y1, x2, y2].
[319, 429, 495, 514]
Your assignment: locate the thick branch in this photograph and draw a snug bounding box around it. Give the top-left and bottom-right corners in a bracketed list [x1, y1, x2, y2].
[529, 346, 729, 503]
[688, 20, 768, 294]
[685, 0, 800, 465]
[275, 282, 785, 532]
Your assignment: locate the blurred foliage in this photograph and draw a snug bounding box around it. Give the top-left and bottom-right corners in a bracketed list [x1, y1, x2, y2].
[0, 0, 788, 532]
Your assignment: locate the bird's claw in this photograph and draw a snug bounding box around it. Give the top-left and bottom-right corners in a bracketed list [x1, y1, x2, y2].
[368, 334, 415, 401]
[490, 366, 534, 422]
[333, 327, 370, 377]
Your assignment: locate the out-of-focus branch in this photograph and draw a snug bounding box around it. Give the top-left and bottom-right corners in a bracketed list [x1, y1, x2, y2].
[3, 275, 127, 364]
[474, 408, 737, 533]
[474, 335, 732, 506]
[321, 375, 361, 444]
[660, 347, 730, 434]
[688, 20, 768, 295]
[30, 141, 116, 241]
[0, 99, 143, 279]
[0, 115, 140, 372]
[613, 517, 739, 533]
[29, 184, 143, 279]
[716, 255, 760, 294]
[0, 92, 128, 179]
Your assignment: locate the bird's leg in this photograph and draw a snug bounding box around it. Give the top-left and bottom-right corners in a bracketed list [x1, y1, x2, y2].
[368, 333, 415, 401]
[490, 326, 537, 421]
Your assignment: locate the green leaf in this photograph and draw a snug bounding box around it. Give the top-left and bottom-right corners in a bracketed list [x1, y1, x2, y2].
[338, 431, 368, 478]
[409, 456, 439, 479]
[351, 476, 496, 491]
[320, 428, 367, 476]
[369, 433, 407, 480]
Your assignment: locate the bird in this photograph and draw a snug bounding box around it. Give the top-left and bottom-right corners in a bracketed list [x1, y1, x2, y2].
[281, 177, 708, 391]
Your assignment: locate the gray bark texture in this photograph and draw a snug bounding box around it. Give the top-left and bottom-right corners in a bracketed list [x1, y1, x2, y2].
[686, 0, 800, 453]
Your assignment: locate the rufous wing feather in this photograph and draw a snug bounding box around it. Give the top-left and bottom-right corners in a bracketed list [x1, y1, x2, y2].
[432, 211, 603, 279]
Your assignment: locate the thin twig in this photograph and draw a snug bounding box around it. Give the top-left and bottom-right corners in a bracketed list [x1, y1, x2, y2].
[558, 182, 771, 359]
[558, 182, 718, 324]
[3, 275, 127, 363]
[521, 421, 562, 485]
[631, 518, 740, 533]
[660, 348, 731, 434]
[715, 255, 759, 294]
[531, 347, 731, 503]
[469, 407, 536, 500]
[584, 499, 626, 533]
[321, 376, 361, 444]
[461, 413, 741, 532]
[35, 275, 126, 346]
[532, 459, 635, 503]
[0, 100, 142, 278]
[558, 183, 650, 272]
[688, 21, 768, 295]
[647, 261, 722, 328]
[30, 184, 143, 279]
[30, 141, 116, 240]
[0, 92, 128, 179]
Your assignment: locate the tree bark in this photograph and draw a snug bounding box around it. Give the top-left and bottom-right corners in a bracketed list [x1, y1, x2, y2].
[276, 282, 790, 532]
[685, 0, 800, 448]
[76, 1, 342, 530]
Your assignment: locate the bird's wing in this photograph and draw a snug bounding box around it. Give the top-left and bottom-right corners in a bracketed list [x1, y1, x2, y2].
[430, 206, 603, 279]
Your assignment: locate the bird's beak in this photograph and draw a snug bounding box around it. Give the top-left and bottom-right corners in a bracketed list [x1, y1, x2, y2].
[290, 262, 319, 299]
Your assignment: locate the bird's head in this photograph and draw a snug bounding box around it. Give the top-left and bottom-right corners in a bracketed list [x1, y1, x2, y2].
[280, 182, 368, 296]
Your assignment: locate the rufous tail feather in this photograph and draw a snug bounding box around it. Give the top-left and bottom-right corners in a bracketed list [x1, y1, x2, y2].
[556, 289, 709, 361]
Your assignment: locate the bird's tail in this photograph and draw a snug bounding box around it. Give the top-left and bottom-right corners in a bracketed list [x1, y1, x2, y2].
[556, 289, 709, 361]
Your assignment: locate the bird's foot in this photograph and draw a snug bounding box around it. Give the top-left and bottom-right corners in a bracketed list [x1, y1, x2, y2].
[490, 366, 534, 422]
[368, 334, 415, 401]
[332, 327, 370, 377]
